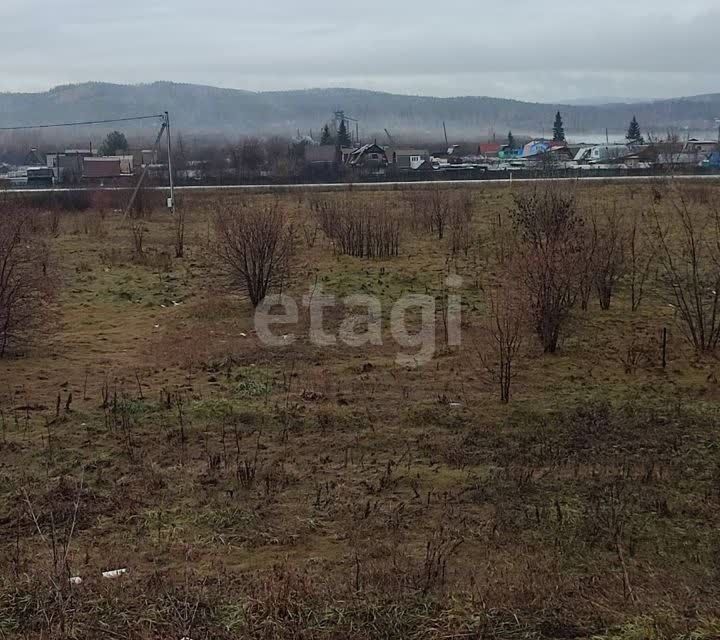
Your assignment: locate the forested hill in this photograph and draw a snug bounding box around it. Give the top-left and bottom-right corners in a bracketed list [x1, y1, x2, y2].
[2, 82, 719, 139]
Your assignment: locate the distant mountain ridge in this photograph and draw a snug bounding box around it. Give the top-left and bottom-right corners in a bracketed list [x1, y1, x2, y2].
[2, 82, 720, 140]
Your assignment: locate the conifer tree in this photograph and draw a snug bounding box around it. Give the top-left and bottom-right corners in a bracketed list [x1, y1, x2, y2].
[337, 119, 352, 147]
[507, 131, 516, 150]
[320, 124, 333, 145]
[552, 111, 565, 142]
[626, 116, 644, 144]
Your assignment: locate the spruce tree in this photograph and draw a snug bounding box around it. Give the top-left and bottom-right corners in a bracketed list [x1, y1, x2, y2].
[320, 124, 333, 145]
[552, 111, 565, 142]
[337, 119, 352, 147]
[626, 116, 644, 144]
[99, 130, 129, 156]
[507, 131, 516, 150]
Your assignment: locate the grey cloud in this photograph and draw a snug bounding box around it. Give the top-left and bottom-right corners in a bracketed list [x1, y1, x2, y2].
[1, 0, 719, 101]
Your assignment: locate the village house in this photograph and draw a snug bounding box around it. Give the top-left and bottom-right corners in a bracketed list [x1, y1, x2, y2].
[477, 142, 506, 158]
[304, 144, 338, 167]
[387, 148, 430, 170]
[346, 143, 388, 175]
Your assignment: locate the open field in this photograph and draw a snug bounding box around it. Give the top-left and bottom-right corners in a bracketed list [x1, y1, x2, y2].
[3, 182, 720, 639]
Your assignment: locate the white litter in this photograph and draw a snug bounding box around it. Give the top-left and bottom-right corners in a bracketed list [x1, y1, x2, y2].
[240, 332, 247, 338]
[102, 568, 128, 579]
[449, 402, 463, 409]
[69, 576, 83, 585]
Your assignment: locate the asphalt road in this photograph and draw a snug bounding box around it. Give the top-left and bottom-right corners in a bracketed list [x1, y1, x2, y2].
[4, 173, 720, 195]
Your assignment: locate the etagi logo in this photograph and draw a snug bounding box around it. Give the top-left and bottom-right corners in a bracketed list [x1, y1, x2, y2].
[254, 275, 463, 367]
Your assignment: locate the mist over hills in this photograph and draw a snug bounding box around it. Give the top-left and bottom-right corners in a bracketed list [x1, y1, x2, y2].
[2, 82, 720, 141]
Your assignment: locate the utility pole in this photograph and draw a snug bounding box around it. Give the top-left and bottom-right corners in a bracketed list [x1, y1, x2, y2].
[165, 111, 175, 215]
[443, 121, 448, 147]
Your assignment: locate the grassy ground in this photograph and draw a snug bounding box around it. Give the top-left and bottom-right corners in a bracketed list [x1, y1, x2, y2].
[2, 183, 720, 638]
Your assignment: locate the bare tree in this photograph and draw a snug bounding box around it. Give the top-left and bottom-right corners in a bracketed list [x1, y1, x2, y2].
[648, 186, 720, 352]
[477, 285, 526, 403]
[511, 185, 584, 353]
[130, 218, 146, 258]
[448, 192, 474, 257]
[627, 210, 656, 312]
[214, 199, 295, 307]
[0, 207, 56, 356]
[240, 137, 265, 178]
[428, 187, 454, 240]
[593, 205, 627, 310]
[175, 206, 185, 258]
[577, 222, 598, 311]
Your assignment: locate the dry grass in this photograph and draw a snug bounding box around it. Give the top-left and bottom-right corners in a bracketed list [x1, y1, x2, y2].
[2, 182, 720, 638]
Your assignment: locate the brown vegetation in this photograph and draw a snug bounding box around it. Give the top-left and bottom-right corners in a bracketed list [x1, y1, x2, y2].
[213, 198, 295, 306]
[0, 204, 56, 356]
[511, 185, 585, 353]
[4, 181, 720, 639]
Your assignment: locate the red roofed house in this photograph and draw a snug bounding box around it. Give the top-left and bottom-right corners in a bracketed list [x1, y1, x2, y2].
[478, 142, 505, 158]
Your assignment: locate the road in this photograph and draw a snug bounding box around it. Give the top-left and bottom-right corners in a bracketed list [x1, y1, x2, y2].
[4, 173, 720, 195]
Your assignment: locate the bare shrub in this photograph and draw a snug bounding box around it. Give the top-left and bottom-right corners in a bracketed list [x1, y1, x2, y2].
[489, 211, 513, 266]
[511, 185, 585, 353]
[448, 193, 474, 257]
[576, 222, 597, 311]
[405, 191, 431, 235]
[175, 205, 186, 258]
[214, 199, 295, 307]
[628, 210, 656, 312]
[593, 205, 627, 310]
[130, 219, 146, 258]
[649, 186, 720, 352]
[0, 207, 57, 356]
[312, 196, 401, 258]
[73, 211, 107, 239]
[427, 187, 453, 240]
[619, 329, 658, 374]
[476, 284, 526, 403]
[47, 209, 62, 238]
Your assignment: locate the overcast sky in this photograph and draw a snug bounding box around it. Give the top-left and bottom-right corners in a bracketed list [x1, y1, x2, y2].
[2, 0, 719, 102]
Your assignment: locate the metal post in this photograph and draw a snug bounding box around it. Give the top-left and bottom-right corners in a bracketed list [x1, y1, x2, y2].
[165, 111, 175, 214]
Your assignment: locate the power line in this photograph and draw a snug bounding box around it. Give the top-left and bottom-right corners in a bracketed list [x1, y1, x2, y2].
[0, 114, 165, 132]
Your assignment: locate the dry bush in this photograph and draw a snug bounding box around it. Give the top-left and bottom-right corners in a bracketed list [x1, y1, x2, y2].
[0, 206, 57, 356]
[627, 209, 656, 312]
[426, 187, 453, 240]
[489, 210, 513, 266]
[404, 190, 430, 235]
[407, 187, 471, 242]
[17, 190, 92, 213]
[476, 284, 527, 403]
[576, 221, 597, 311]
[129, 219, 147, 258]
[214, 199, 295, 307]
[448, 193, 474, 257]
[648, 185, 720, 352]
[89, 189, 120, 213]
[619, 329, 659, 374]
[593, 204, 627, 310]
[71, 210, 107, 239]
[312, 196, 402, 258]
[511, 185, 585, 353]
